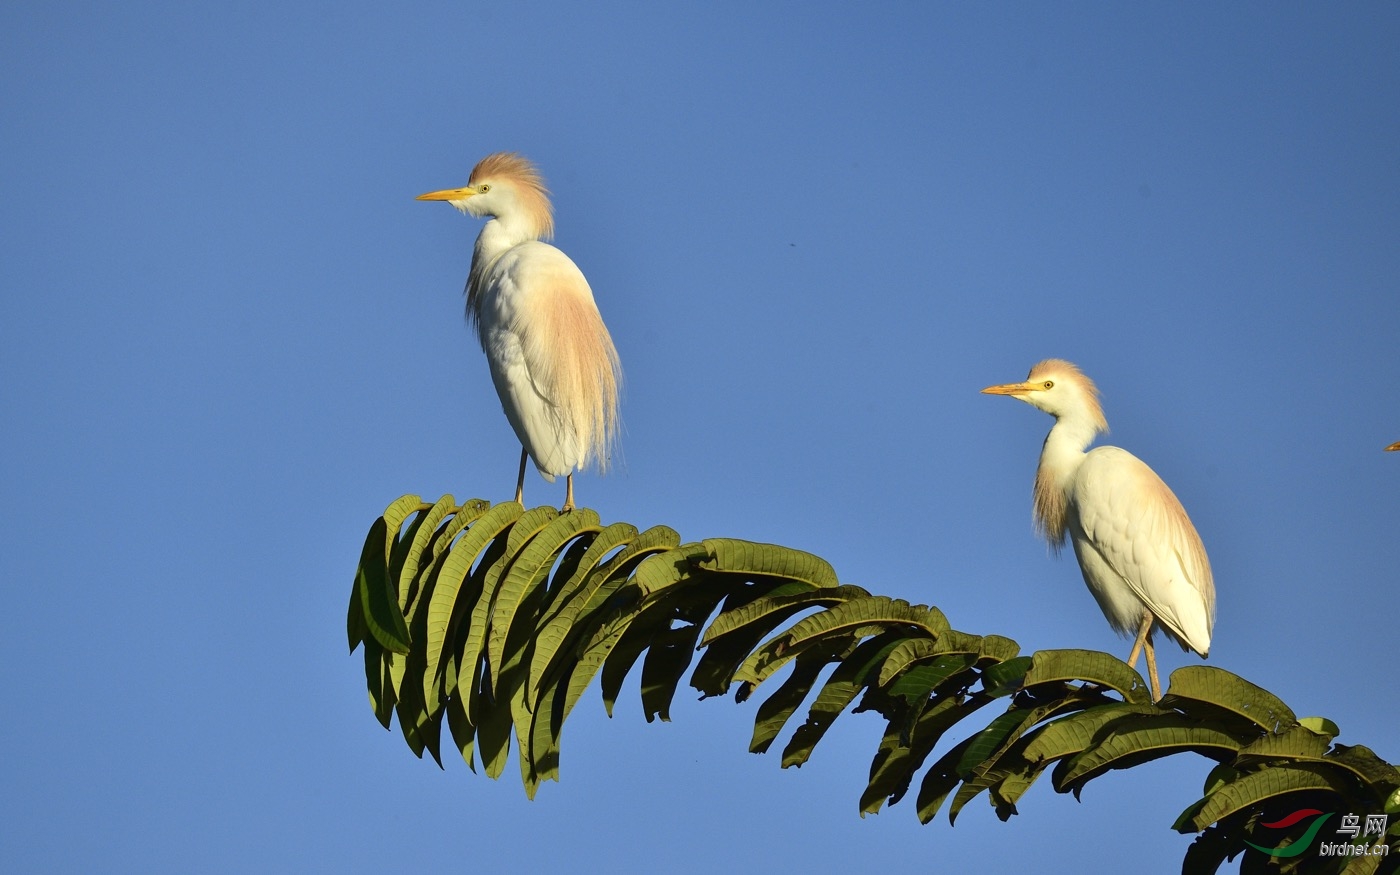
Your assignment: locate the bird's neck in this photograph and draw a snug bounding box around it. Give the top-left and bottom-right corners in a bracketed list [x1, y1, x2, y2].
[1033, 415, 1099, 547]
[466, 217, 541, 329]
[474, 215, 540, 260]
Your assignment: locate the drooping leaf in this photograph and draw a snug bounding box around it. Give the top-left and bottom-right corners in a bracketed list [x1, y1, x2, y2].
[1188, 763, 1356, 832]
[356, 518, 411, 654]
[979, 656, 1034, 698]
[1323, 744, 1400, 793]
[1298, 716, 1341, 741]
[781, 632, 908, 769]
[700, 584, 870, 647]
[457, 520, 525, 723]
[422, 501, 523, 705]
[915, 735, 980, 823]
[690, 582, 835, 697]
[749, 637, 857, 753]
[734, 597, 947, 690]
[694, 539, 840, 589]
[1056, 713, 1258, 795]
[1019, 702, 1161, 767]
[526, 523, 679, 704]
[1160, 665, 1297, 734]
[488, 509, 600, 688]
[869, 694, 989, 814]
[1235, 724, 1332, 764]
[398, 494, 456, 611]
[1023, 649, 1150, 704]
[631, 541, 710, 596]
[639, 624, 706, 724]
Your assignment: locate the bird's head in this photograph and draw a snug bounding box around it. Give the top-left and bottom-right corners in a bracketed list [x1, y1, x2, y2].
[417, 152, 554, 239]
[982, 359, 1108, 432]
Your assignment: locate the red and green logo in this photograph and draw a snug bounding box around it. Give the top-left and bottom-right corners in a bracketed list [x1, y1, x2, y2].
[1245, 809, 1334, 857]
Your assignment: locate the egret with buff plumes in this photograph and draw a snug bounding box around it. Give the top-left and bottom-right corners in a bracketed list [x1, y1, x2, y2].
[418, 153, 621, 511]
[982, 360, 1215, 700]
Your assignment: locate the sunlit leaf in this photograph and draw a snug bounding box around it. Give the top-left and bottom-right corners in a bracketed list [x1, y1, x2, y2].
[488, 509, 600, 689]
[422, 501, 523, 705]
[1056, 713, 1257, 794]
[694, 539, 839, 589]
[1023, 649, 1150, 703]
[1159, 665, 1296, 734]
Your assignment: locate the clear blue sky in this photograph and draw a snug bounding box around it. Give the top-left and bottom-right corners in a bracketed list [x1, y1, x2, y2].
[3, 3, 1397, 872]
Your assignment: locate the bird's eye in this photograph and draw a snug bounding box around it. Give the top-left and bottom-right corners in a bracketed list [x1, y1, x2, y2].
[479, 184, 491, 193]
[1043, 381, 1054, 389]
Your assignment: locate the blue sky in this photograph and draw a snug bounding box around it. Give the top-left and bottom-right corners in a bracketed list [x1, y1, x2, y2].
[3, 2, 1397, 872]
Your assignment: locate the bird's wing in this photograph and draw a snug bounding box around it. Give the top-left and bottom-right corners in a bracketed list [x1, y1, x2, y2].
[1071, 447, 1215, 655]
[482, 243, 620, 474]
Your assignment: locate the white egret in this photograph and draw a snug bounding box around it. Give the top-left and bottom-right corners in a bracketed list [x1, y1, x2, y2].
[418, 153, 621, 512]
[982, 359, 1215, 700]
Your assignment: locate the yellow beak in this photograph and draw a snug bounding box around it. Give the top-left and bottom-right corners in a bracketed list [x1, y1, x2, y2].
[416, 187, 475, 202]
[981, 381, 1036, 397]
[1386, 441, 1400, 452]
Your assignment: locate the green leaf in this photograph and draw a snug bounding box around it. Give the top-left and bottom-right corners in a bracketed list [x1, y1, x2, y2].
[1324, 744, 1400, 791]
[734, 597, 946, 690]
[526, 522, 662, 703]
[1019, 702, 1160, 766]
[1298, 716, 1341, 741]
[878, 638, 938, 687]
[457, 520, 523, 724]
[979, 656, 1034, 698]
[889, 694, 998, 809]
[749, 638, 857, 753]
[398, 494, 456, 611]
[475, 680, 515, 781]
[631, 541, 710, 596]
[700, 584, 870, 647]
[694, 539, 840, 589]
[347, 566, 366, 654]
[1023, 649, 1150, 704]
[976, 635, 1021, 665]
[488, 509, 600, 689]
[404, 498, 490, 624]
[690, 582, 835, 698]
[639, 625, 706, 724]
[915, 735, 980, 823]
[422, 501, 523, 705]
[859, 713, 920, 816]
[1056, 713, 1257, 795]
[445, 660, 482, 772]
[535, 521, 639, 627]
[1236, 724, 1331, 763]
[886, 654, 979, 703]
[781, 632, 907, 768]
[1159, 665, 1296, 733]
[356, 518, 411, 654]
[1188, 763, 1355, 831]
[362, 636, 393, 729]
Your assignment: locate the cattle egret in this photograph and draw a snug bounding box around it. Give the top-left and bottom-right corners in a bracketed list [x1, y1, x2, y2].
[418, 153, 621, 511]
[982, 359, 1215, 700]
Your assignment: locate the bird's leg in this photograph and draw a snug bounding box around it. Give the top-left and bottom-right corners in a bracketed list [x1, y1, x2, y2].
[1144, 634, 1162, 702]
[1126, 613, 1153, 670]
[561, 473, 575, 513]
[515, 448, 527, 505]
